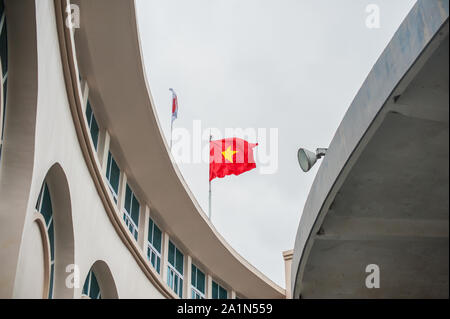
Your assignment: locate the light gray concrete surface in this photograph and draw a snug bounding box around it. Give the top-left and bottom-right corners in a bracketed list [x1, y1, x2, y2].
[292, 0, 449, 298]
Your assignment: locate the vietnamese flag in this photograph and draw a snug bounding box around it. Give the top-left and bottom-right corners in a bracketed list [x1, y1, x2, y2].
[209, 138, 258, 181]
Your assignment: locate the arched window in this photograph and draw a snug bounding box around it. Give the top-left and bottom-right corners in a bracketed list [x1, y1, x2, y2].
[35, 182, 55, 299]
[0, 0, 8, 160]
[82, 269, 102, 299]
[81, 261, 118, 299]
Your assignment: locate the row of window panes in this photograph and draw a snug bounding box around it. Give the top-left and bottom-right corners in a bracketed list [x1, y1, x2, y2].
[169, 241, 229, 299]
[84, 99, 119, 206]
[84, 94, 234, 299]
[85, 98, 143, 249]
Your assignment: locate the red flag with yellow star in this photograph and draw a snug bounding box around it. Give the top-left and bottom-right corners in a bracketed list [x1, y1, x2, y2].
[209, 138, 258, 181]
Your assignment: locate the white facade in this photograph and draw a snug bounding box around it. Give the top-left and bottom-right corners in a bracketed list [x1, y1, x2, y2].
[0, 0, 285, 299]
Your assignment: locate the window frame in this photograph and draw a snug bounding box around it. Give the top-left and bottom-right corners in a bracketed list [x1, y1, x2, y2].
[105, 151, 120, 203]
[212, 280, 228, 299]
[36, 182, 55, 299]
[85, 100, 99, 151]
[191, 264, 206, 299]
[167, 240, 184, 298]
[122, 184, 140, 241]
[147, 218, 162, 274]
[82, 269, 102, 299]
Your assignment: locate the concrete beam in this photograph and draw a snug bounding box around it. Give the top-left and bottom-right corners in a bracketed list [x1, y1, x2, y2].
[317, 215, 449, 241]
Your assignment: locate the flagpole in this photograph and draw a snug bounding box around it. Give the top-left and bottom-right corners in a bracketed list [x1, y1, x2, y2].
[208, 179, 212, 220]
[170, 118, 173, 150]
[209, 132, 212, 220]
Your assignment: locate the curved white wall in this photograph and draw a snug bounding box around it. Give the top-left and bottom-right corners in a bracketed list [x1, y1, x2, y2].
[12, 0, 165, 299]
[1, 0, 284, 299]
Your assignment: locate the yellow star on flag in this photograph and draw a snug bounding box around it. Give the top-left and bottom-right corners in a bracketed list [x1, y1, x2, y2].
[222, 146, 238, 163]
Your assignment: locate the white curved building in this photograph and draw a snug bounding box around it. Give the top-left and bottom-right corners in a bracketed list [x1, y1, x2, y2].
[0, 0, 285, 299]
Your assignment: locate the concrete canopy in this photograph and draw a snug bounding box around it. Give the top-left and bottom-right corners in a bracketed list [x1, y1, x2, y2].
[292, 0, 449, 298]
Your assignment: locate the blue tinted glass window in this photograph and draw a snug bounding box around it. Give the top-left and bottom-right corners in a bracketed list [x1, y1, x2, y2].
[1, 77, 6, 140]
[106, 152, 120, 196]
[148, 218, 162, 253]
[86, 100, 92, 120]
[131, 195, 140, 226]
[82, 272, 90, 295]
[1, 77, 6, 125]
[212, 281, 218, 299]
[179, 279, 183, 297]
[110, 160, 120, 192]
[192, 264, 205, 295]
[219, 286, 228, 299]
[153, 223, 162, 253]
[85, 101, 99, 151]
[82, 270, 101, 299]
[167, 268, 173, 287]
[35, 181, 55, 299]
[89, 271, 100, 299]
[156, 258, 161, 274]
[48, 221, 55, 261]
[191, 265, 197, 286]
[148, 219, 154, 242]
[174, 276, 178, 293]
[212, 281, 227, 299]
[0, 1, 5, 18]
[197, 270, 205, 294]
[35, 183, 44, 211]
[41, 184, 53, 225]
[0, 22, 7, 77]
[106, 153, 112, 179]
[168, 241, 175, 266]
[125, 185, 131, 213]
[124, 184, 139, 228]
[49, 264, 54, 299]
[175, 249, 184, 275]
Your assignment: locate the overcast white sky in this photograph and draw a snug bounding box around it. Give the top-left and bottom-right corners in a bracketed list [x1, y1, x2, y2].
[136, 0, 417, 288]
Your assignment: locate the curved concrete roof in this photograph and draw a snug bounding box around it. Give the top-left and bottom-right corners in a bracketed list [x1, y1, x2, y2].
[69, 0, 284, 298]
[292, 0, 449, 298]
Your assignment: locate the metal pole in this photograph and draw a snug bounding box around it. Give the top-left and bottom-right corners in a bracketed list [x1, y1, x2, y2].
[208, 179, 212, 220]
[170, 118, 173, 150]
